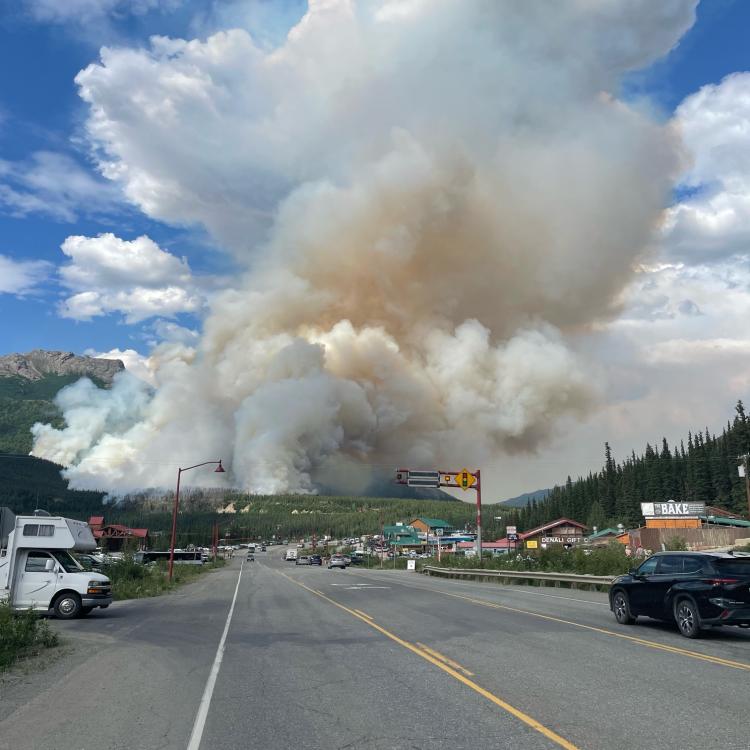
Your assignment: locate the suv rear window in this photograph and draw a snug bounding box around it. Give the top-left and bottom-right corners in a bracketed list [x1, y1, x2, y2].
[714, 559, 750, 576]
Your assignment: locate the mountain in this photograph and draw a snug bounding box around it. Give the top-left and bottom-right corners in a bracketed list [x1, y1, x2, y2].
[0, 350, 123, 454]
[0, 350, 123, 385]
[496, 488, 550, 508]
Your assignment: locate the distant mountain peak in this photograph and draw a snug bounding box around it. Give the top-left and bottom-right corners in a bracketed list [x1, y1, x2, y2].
[0, 350, 124, 385]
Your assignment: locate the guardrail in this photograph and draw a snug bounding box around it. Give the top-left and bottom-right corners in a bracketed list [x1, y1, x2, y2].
[421, 566, 615, 588]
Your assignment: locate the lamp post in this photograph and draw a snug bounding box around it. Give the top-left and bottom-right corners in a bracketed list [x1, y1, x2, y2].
[168, 460, 225, 581]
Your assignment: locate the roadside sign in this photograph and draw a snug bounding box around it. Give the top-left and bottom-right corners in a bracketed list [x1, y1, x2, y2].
[506, 525, 517, 535]
[507, 533, 518, 542]
[407, 559, 416, 571]
[406, 470, 441, 488]
[640, 501, 705, 518]
[525, 540, 538, 550]
[456, 468, 476, 491]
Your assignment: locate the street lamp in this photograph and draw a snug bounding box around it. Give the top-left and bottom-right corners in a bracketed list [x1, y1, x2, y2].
[168, 459, 225, 580]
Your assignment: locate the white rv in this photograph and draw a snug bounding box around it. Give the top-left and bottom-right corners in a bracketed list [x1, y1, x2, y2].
[0, 507, 112, 618]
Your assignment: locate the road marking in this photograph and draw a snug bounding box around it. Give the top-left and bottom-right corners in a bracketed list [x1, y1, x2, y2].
[349, 572, 750, 673]
[354, 609, 373, 619]
[187, 561, 244, 750]
[278, 571, 578, 750]
[351, 570, 608, 606]
[415, 642, 474, 676]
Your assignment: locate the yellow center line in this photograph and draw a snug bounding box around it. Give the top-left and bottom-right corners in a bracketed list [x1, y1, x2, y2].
[415, 642, 474, 676]
[347, 570, 750, 673]
[354, 609, 373, 619]
[277, 570, 579, 750]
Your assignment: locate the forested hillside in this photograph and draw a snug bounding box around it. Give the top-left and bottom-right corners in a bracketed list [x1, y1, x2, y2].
[516, 401, 750, 531]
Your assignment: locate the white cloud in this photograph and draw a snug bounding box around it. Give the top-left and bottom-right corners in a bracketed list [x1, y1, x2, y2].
[664, 72, 750, 262]
[58, 233, 205, 323]
[0, 254, 51, 295]
[0, 151, 121, 222]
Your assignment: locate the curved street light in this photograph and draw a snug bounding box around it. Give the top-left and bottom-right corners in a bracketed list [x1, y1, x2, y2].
[168, 460, 225, 580]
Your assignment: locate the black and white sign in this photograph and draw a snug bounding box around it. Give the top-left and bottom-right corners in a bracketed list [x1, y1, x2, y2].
[641, 502, 706, 518]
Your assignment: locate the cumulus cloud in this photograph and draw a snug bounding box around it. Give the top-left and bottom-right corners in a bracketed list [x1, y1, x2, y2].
[664, 72, 750, 262]
[0, 151, 121, 222]
[0, 254, 51, 295]
[34, 0, 696, 493]
[57, 233, 205, 323]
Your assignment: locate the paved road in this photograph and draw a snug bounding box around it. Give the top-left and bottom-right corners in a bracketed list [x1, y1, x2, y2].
[1, 552, 748, 750]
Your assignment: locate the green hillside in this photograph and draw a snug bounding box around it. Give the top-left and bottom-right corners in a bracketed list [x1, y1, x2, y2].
[0, 454, 106, 517]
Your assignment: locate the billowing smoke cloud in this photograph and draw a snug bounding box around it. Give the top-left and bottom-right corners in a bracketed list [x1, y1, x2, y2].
[32, 0, 696, 493]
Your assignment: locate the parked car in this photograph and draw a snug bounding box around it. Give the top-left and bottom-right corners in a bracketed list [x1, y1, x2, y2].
[309, 555, 322, 566]
[609, 551, 750, 638]
[328, 555, 347, 570]
[295, 556, 311, 565]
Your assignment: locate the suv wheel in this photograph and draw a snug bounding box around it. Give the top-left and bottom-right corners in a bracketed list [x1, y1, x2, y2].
[674, 598, 701, 638]
[612, 590, 635, 625]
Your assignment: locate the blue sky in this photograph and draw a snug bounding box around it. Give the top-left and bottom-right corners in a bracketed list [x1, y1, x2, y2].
[0, 0, 747, 357]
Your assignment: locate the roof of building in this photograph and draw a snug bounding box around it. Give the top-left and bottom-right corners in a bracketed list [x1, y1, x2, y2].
[92, 523, 149, 539]
[702, 515, 750, 528]
[519, 518, 587, 539]
[383, 524, 415, 535]
[409, 517, 453, 529]
[588, 527, 620, 539]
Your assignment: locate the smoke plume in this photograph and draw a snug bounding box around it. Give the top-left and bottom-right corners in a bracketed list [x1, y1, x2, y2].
[31, 0, 696, 493]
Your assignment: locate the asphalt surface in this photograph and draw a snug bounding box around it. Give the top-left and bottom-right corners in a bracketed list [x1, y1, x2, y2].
[2, 551, 749, 750]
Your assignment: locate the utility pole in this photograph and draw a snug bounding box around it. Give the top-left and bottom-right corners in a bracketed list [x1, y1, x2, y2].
[741, 455, 750, 518]
[475, 469, 482, 561]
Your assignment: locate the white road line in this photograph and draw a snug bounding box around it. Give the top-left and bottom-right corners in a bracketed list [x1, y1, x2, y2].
[186, 561, 244, 750]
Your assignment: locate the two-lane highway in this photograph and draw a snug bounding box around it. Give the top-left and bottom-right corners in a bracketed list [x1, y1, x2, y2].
[2, 551, 748, 750]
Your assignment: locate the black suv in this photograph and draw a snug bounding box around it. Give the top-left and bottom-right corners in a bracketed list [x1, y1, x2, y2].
[609, 551, 750, 638]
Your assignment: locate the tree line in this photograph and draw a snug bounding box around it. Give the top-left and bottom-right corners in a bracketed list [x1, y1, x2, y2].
[514, 401, 750, 532]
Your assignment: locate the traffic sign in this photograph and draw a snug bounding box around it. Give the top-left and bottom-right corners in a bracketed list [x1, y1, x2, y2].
[506, 525, 517, 535]
[406, 470, 440, 488]
[507, 533, 518, 542]
[456, 468, 476, 491]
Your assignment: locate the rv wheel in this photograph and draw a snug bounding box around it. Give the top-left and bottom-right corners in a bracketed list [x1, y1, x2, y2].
[53, 593, 81, 619]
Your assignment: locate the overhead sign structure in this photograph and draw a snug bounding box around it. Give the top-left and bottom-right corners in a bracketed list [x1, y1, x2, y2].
[396, 466, 483, 556]
[641, 502, 706, 518]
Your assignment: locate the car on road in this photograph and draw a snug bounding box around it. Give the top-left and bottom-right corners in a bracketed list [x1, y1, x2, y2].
[328, 555, 347, 570]
[309, 555, 322, 565]
[609, 551, 750, 638]
[295, 556, 311, 565]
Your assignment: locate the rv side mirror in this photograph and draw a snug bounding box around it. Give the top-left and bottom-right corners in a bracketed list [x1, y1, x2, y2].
[45, 559, 56, 572]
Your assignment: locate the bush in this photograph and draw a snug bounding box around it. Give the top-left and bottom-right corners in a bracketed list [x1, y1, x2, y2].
[0, 601, 58, 671]
[664, 536, 688, 551]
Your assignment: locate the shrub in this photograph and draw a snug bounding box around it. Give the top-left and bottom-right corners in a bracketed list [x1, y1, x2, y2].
[0, 601, 58, 671]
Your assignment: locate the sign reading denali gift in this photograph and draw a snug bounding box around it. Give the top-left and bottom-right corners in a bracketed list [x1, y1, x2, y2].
[640, 502, 706, 518]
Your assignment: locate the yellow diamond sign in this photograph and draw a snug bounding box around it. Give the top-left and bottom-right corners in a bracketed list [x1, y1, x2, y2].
[456, 468, 476, 491]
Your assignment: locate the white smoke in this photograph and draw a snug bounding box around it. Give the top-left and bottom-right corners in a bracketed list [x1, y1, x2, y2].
[32, 0, 696, 493]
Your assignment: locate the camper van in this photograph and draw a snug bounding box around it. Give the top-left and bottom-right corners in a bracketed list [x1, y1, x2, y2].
[0, 507, 112, 619]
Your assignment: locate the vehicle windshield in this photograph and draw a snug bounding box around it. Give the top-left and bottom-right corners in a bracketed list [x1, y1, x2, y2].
[54, 550, 84, 573]
[715, 559, 750, 577]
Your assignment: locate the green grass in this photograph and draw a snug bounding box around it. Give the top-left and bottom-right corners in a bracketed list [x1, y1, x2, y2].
[0, 601, 58, 671]
[104, 557, 226, 601]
